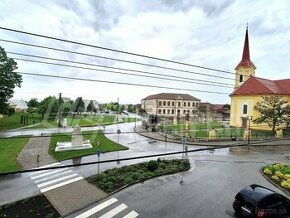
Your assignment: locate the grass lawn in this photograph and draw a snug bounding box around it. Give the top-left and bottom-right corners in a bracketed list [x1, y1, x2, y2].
[49, 130, 128, 161]
[87, 159, 190, 193]
[0, 112, 42, 131]
[121, 117, 141, 123]
[0, 137, 30, 173]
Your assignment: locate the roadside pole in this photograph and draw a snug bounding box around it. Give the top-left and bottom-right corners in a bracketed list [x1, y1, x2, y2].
[117, 129, 121, 164]
[97, 140, 100, 174]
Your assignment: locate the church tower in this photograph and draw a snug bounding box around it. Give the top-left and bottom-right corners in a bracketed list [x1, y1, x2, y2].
[234, 27, 256, 89]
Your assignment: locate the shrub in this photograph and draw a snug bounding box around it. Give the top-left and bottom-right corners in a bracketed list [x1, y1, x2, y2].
[271, 175, 280, 181]
[131, 172, 141, 180]
[281, 180, 290, 189]
[263, 168, 272, 175]
[275, 171, 284, 178]
[283, 174, 290, 179]
[124, 177, 134, 184]
[182, 160, 190, 169]
[147, 160, 158, 172]
[159, 162, 167, 169]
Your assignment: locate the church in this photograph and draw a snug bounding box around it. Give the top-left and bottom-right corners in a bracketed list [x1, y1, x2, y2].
[230, 27, 290, 130]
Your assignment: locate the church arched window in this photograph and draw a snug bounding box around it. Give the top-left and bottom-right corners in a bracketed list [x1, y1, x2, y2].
[239, 74, 243, 82]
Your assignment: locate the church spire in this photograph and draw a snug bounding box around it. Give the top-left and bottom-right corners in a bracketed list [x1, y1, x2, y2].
[235, 26, 256, 70]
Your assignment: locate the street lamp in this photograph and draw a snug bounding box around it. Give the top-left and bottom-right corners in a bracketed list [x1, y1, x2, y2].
[96, 139, 100, 174]
[247, 116, 253, 145]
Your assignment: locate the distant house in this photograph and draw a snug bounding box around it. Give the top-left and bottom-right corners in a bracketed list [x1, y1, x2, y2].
[141, 93, 200, 124]
[62, 97, 71, 102]
[8, 99, 28, 112]
[199, 102, 230, 121]
[83, 99, 99, 112]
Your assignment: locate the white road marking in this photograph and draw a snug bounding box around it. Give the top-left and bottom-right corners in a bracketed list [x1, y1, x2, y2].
[29, 162, 61, 175]
[34, 170, 73, 183]
[123, 211, 139, 218]
[40, 176, 83, 193]
[74, 198, 118, 218]
[31, 168, 67, 179]
[99, 203, 128, 218]
[37, 173, 79, 187]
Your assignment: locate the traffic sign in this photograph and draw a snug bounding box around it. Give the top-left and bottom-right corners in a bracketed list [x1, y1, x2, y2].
[97, 150, 100, 157]
[117, 129, 121, 134]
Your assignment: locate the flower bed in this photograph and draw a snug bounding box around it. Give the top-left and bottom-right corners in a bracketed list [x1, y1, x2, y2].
[262, 163, 290, 192]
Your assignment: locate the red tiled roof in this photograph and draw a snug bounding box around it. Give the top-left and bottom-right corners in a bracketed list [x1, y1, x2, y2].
[142, 93, 200, 101]
[235, 28, 256, 70]
[230, 76, 290, 96]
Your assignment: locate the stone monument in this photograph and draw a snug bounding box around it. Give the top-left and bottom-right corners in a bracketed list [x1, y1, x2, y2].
[55, 125, 93, 152]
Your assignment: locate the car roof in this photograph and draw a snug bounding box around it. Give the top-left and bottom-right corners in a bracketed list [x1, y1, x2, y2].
[238, 184, 275, 205]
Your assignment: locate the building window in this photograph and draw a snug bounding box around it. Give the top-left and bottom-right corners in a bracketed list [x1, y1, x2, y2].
[192, 110, 195, 114]
[158, 109, 161, 114]
[188, 102, 190, 107]
[183, 110, 186, 114]
[177, 110, 180, 115]
[187, 110, 190, 114]
[163, 101, 166, 106]
[163, 109, 166, 114]
[159, 101, 161, 106]
[192, 102, 195, 107]
[167, 101, 170, 106]
[183, 102, 186, 107]
[178, 102, 181, 107]
[239, 75, 243, 82]
[172, 101, 174, 106]
[167, 109, 170, 114]
[243, 104, 248, 114]
[172, 109, 174, 114]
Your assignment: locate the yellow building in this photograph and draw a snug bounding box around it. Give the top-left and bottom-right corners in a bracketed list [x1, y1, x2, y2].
[230, 28, 290, 130]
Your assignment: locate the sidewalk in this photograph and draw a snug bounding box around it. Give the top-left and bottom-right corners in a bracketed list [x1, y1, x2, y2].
[17, 135, 108, 217]
[135, 126, 290, 147]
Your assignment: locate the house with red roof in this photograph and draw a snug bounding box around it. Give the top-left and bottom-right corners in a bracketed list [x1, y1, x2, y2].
[230, 28, 290, 129]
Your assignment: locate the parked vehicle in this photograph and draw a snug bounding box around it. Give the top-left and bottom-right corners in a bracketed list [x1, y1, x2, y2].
[233, 184, 290, 217]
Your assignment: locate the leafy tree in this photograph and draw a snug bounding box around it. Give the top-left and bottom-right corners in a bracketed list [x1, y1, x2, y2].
[62, 100, 73, 114]
[87, 100, 96, 112]
[253, 96, 289, 133]
[127, 104, 134, 113]
[72, 97, 85, 114]
[27, 98, 39, 107]
[0, 46, 22, 114]
[27, 107, 37, 117]
[38, 96, 58, 119]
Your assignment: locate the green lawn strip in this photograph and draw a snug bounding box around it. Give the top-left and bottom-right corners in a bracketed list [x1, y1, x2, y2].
[0, 136, 30, 173]
[262, 163, 290, 193]
[0, 112, 43, 131]
[0, 194, 60, 218]
[87, 159, 190, 193]
[49, 130, 128, 161]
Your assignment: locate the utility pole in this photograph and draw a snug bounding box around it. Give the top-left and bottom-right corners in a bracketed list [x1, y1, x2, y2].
[58, 92, 62, 127]
[247, 116, 253, 145]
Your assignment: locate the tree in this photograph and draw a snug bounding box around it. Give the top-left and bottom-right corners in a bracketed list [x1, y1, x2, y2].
[87, 100, 96, 112]
[38, 96, 58, 119]
[27, 107, 37, 117]
[72, 97, 85, 114]
[0, 46, 22, 114]
[253, 96, 289, 133]
[62, 100, 73, 114]
[27, 98, 39, 107]
[127, 104, 134, 113]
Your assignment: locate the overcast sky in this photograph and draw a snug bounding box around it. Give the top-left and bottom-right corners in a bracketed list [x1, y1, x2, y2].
[1, 0, 289, 104]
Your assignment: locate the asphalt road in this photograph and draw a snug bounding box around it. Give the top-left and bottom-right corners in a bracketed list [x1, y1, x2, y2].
[71, 144, 290, 218]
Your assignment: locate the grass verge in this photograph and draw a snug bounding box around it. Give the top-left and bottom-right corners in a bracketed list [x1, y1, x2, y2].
[87, 159, 190, 193]
[0, 136, 30, 173]
[49, 130, 128, 161]
[0, 194, 60, 218]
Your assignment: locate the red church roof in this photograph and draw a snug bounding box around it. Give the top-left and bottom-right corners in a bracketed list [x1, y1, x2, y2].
[230, 77, 290, 96]
[235, 27, 256, 70]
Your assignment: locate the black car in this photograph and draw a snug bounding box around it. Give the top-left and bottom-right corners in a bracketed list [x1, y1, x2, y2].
[233, 184, 290, 218]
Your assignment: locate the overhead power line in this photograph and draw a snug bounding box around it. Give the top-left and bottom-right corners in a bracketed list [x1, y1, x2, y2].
[1, 39, 235, 81]
[0, 26, 233, 74]
[16, 71, 230, 95]
[10, 52, 233, 88]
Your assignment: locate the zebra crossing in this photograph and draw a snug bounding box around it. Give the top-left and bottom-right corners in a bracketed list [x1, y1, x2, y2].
[29, 162, 83, 193]
[74, 197, 139, 218]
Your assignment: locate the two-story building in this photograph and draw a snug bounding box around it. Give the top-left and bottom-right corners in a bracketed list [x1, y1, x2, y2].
[141, 93, 200, 123]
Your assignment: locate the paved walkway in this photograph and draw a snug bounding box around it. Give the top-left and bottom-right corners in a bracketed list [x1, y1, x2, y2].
[17, 136, 55, 170]
[18, 136, 108, 216]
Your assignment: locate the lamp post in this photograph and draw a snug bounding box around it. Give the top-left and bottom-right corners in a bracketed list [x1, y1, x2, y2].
[247, 116, 253, 145]
[97, 139, 100, 174]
